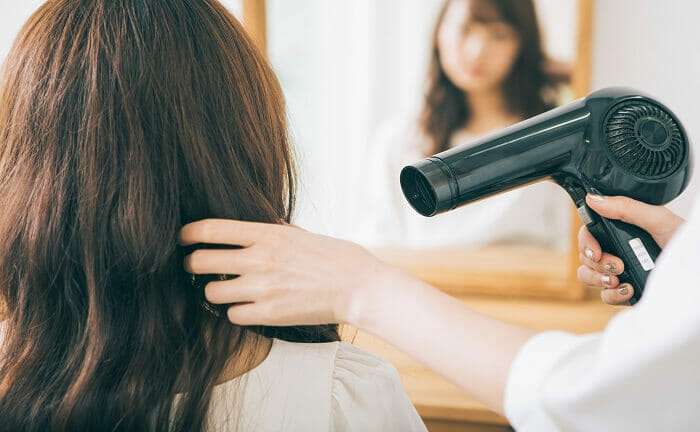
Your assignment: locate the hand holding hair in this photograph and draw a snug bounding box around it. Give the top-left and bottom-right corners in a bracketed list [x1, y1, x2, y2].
[179, 218, 397, 327]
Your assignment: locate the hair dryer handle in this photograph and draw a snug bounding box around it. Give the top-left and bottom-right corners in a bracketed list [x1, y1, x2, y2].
[578, 204, 661, 305]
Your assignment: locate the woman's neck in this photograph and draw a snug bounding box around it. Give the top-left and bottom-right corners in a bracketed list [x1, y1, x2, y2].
[463, 87, 521, 135]
[215, 333, 273, 385]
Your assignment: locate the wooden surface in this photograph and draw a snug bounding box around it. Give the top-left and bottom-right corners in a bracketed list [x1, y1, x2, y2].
[242, 0, 267, 54]
[371, 245, 587, 301]
[345, 288, 623, 429]
[571, 0, 594, 99]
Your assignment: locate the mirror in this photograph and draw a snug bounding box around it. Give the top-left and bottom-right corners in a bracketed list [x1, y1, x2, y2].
[0, 1, 591, 301]
[255, 0, 591, 299]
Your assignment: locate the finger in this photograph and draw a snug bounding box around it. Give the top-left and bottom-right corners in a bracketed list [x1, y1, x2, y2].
[578, 226, 602, 262]
[227, 302, 276, 326]
[585, 194, 673, 235]
[600, 283, 634, 306]
[184, 248, 260, 275]
[204, 275, 261, 304]
[598, 252, 625, 275]
[577, 265, 619, 288]
[179, 218, 280, 247]
[579, 251, 625, 275]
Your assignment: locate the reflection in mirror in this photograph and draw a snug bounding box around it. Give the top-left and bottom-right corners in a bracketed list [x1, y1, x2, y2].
[267, 0, 578, 256]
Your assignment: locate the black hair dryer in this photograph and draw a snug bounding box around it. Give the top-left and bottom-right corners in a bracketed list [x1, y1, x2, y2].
[400, 87, 692, 305]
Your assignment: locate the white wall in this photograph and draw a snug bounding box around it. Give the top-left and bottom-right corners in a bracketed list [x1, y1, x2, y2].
[535, 0, 577, 63]
[0, 1, 45, 62]
[591, 0, 700, 217]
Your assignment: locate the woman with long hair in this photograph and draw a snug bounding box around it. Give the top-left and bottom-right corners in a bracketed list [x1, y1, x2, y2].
[0, 1, 425, 430]
[421, 0, 557, 154]
[358, 0, 570, 250]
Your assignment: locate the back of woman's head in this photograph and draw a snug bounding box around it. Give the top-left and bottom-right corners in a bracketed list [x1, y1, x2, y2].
[0, 1, 336, 430]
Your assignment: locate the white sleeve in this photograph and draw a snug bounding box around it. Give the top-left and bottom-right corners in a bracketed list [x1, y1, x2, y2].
[504, 215, 700, 432]
[330, 342, 427, 432]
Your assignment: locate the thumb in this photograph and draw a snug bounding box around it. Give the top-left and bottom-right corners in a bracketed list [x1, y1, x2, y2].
[585, 194, 680, 246]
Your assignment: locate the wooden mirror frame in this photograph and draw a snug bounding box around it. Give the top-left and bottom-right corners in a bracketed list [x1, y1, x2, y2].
[245, 0, 595, 301]
[242, 0, 267, 55]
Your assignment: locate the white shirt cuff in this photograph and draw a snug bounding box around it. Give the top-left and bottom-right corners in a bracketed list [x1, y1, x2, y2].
[503, 330, 599, 429]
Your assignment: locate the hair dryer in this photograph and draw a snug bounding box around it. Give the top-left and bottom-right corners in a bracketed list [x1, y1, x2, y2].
[400, 87, 692, 304]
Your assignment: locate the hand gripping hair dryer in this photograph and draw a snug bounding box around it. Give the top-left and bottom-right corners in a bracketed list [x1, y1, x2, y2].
[400, 87, 692, 305]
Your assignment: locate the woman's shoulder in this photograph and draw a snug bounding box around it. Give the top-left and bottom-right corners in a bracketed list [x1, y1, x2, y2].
[268, 338, 404, 387]
[331, 340, 400, 379]
[329, 341, 427, 431]
[217, 339, 426, 431]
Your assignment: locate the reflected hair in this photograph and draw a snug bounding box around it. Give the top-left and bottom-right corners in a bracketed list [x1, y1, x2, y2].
[420, 0, 555, 155]
[0, 0, 337, 430]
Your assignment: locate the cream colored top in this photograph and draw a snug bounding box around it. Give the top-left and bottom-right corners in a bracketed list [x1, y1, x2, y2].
[0, 324, 425, 431]
[198, 338, 427, 431]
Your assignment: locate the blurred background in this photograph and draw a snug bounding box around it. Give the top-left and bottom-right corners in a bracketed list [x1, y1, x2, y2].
[3, 0, 699, 302]
[3, 0, 697, 243]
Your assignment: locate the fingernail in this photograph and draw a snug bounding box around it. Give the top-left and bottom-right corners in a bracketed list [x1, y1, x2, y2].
[601, 275, 611, 286]
[604, 262, 616, 273]
[618, 285, 629, 296]
[585, 248, 594, 259]
[588, 193, 606, 201]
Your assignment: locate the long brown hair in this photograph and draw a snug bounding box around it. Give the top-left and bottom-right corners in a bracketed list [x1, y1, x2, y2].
[0, 0, 337, 430]
[420, 0, 555, 154]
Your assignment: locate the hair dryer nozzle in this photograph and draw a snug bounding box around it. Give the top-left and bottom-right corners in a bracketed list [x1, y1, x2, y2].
[400, 158, 456, 216]
[400, 97, 591, 217]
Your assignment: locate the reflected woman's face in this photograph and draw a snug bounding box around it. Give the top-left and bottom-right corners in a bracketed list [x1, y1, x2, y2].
[437, 0, 521, 93]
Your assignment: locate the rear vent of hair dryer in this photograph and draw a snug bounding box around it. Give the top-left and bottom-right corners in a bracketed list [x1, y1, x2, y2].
[604, 100, 685, 179]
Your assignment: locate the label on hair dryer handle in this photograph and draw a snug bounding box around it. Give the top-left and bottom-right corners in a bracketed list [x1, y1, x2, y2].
[628, 238, 655, 271]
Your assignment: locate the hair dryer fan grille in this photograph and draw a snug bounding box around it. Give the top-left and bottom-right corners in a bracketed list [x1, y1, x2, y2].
[604, 101, 685, 179]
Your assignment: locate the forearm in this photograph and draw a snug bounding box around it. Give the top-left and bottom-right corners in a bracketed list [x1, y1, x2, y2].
[350, 267, 537, 415]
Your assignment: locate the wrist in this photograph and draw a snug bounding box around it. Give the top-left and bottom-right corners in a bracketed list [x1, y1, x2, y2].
[338, 256, 391, 328]
[342, 258, 419, 331]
